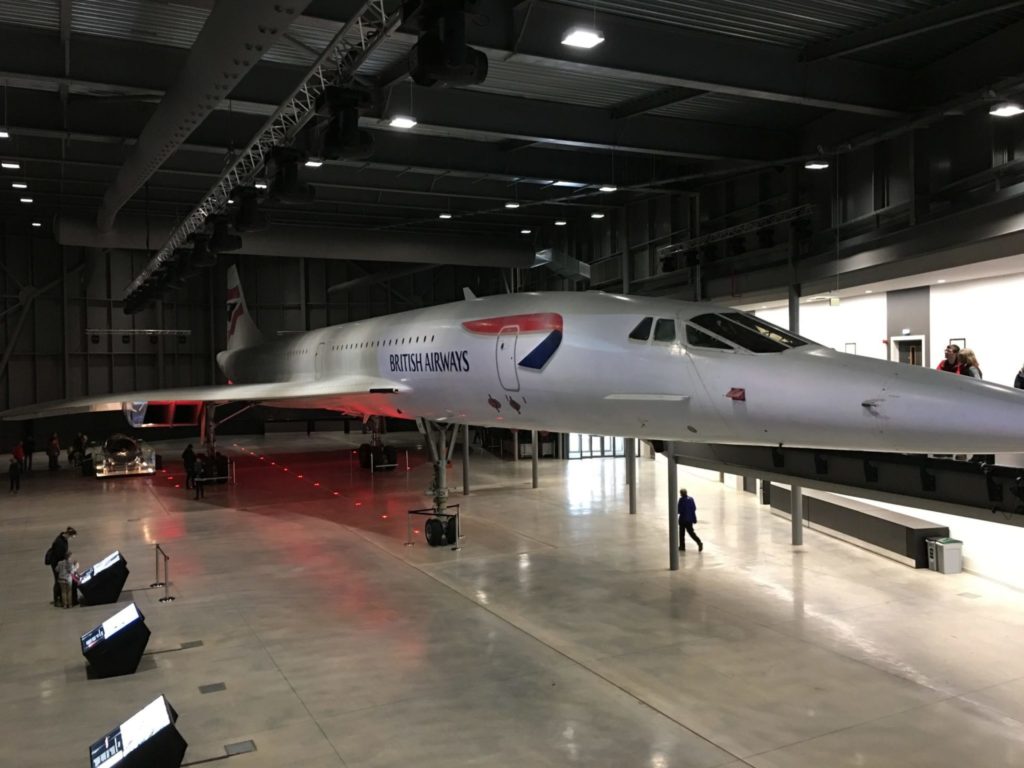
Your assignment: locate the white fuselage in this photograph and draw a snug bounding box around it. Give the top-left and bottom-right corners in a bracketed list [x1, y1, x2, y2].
[216, 291, 1024, 454]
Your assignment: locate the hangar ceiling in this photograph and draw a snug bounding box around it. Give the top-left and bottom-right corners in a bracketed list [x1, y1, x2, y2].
[2, 0, 1024, 303]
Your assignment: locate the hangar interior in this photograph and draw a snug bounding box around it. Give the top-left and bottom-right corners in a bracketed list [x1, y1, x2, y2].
[4, 2, 1024, 767]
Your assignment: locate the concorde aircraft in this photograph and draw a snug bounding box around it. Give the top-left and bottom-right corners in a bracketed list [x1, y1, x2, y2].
[3, 265, 1023, 456]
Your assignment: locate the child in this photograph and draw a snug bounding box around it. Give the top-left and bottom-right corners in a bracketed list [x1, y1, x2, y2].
[56, 552, 74, 608]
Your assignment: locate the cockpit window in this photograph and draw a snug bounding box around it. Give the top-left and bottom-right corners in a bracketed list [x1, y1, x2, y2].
[686, 325, 732, 350]
[629, 317, 653, 341]
[691, 313, 804, 353]
[653, 318, 676, 342]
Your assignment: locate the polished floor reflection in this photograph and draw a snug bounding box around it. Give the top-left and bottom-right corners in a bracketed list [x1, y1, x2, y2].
[3, 432, 1024, 767]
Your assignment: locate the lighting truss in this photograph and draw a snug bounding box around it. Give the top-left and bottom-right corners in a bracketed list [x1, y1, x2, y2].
[85, 329, 192, 336]
[657, 204, 816, 258]
[124, 0, 402, 299]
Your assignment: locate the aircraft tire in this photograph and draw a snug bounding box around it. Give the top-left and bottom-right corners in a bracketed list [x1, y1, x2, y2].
[384, 445, 398, 471]
[445, 517, 458, 545]
[357, 443, 372, 469]
[424, 518, 445, 547]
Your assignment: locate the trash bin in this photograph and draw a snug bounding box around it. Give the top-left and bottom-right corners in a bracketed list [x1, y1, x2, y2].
[926, 537, 939, 571]
[934, 538, 963, 574]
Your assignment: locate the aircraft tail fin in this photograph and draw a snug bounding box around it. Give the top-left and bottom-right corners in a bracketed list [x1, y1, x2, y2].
[463, 287, 477, 301]
[225, 265, 263, 351]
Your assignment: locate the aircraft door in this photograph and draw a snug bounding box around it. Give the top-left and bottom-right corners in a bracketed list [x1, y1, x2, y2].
[496, 326, 520, 391]
[314, 341, 326, 380]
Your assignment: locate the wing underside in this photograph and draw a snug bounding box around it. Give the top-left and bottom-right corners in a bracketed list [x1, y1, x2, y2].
[0, 376, 408, 421]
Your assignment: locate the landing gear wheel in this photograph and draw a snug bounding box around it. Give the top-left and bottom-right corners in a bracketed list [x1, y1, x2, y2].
[445, 517, 458, 545]
[358, 443, 371, 469]
[384, 445, 398, 470]
[424, 518, 445, 547]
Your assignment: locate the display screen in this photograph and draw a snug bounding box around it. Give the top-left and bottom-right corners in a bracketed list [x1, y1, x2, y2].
[79, 551, 123, 585]
[81, 604, 141, 652]
[89, 696, 171, 768]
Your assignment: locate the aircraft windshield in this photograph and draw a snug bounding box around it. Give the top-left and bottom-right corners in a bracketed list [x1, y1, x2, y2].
[691, 313, 807, 353]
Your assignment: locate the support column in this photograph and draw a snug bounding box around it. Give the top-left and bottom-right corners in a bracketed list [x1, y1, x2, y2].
[625, 438, 637, 515]
[531, 429, 539, 489]
[512, 430, 519, 462]
[791, 484, 804, 546]
[667, 443, 679, 571]
[462, 423, 470, 495]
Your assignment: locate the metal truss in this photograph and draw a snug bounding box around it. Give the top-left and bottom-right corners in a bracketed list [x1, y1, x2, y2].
[657, 204, 816, 258]
[124, 0, 402, 298]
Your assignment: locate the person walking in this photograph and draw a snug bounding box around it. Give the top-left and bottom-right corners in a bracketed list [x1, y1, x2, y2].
[182, 444, 197, 490]
[47, 526, 77, 606]
[8, 456, 21, 493]
[47, 433, 60, 470]
[23, 433, 34, 471]
[677, 489, 703, 552]
[12, 441, 25, 472]
[193, 455, 206, 500]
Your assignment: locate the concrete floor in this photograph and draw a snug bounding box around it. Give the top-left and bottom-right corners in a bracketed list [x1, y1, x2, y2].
[4, 432, 1024, 767]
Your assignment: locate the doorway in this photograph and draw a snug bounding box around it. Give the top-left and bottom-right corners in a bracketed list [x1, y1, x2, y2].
[889, 334, 926, 366]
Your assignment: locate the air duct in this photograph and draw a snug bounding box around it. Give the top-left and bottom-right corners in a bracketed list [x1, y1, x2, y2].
[95, 0, 313, 232]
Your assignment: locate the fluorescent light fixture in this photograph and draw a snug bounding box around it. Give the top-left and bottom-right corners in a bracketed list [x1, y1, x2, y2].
[989, 103, 1024, 118]
[520, 229, 532, 234]
[555, 220, 567, 226]
[19, 197, 32, 203]
[599, 184, 618, 192]
[2, 161, 20, 169]
[804, 159, 829, 170]
[865, 289, 873, 294]
[389, 116, 417, 129]
[505, 201, 520, 209]
[254, 181, 268, 190]
[562, 28, 604, 49]
[0, 129, 8, 139]
[438, 213, 452, 219]
[553, 180, 584, 188]
[590, 212, 605, 219]
[11, 182, 27, 189]
[937, 279, 946, 284]
[304, 158, 324, 168]
[227, 198, 235, 204]
[31, 221, 41, 228]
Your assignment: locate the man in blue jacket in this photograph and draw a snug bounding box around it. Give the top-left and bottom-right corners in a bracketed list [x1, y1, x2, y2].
[677, 489, 703, 552]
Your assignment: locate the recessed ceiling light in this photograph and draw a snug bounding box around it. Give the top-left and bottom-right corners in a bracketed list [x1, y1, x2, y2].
[31, 221, 41, 228]
[555, 220, 567, 226]
[521, 228, 532, 234]
[761, 305, 768, 309]
[865, 289, 873, 294]
[304, 159, 323, 168]
[804, 159, 829, 170]
[19, 197, 32, 204]
[505, 201, 520, 209]
[2, 161, 20, 169]
[599, 185, 617, 193]
[11, 182, 27, 189]
[937, 279, 946, 284]
[591, 212, 605, 219]
[389, 116, 417, 129]
[562, 28, 604, 49]
[989, 103, 1024, 118]
[439, 213, 452, 219]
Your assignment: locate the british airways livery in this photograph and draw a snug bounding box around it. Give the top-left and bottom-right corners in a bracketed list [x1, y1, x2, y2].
[4, 265, 1023, 456]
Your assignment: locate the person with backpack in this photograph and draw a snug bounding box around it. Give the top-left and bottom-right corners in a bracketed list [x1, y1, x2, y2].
[46, 526, 77, 606]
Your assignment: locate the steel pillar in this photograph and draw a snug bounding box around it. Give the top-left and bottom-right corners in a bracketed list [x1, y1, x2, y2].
[791, 484, 804, 545]
[667, 443, 679, 571]
[531, 429, 539, 488]
[462, 423, 470, 495]
[626, 437, 637, 515]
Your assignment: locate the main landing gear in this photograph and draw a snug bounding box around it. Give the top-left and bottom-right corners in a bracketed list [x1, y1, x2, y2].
[358, 416, 398, 472]
[419, 419, 461, 548]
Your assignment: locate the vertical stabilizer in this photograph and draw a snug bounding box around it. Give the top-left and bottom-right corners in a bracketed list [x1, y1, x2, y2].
[225, 265, 263, 351]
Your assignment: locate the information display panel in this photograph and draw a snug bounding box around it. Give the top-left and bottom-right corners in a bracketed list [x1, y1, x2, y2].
[88, 695, 186, 768]
[78, 551, 130, 605]
[81, 602, 150, 678]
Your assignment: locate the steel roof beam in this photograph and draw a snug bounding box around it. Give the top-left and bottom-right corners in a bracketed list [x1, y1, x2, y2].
[609, 87, 708, 120]
[801, 0, 1024, 63]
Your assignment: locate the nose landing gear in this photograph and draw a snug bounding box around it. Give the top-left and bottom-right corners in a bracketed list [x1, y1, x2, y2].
[357, 416, 398, 471]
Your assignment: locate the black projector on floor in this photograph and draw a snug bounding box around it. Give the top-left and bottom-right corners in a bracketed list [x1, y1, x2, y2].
[78, 551, 129, 605]
[89, 695, 187, 768]
[81, 603, 151, 678]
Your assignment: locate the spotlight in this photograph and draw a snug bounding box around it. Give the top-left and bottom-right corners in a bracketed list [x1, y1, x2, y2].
[520, 229, 532, 234]
[505, 201, 520, 209]
[990, 103, 1024, 118]
[406, 2, 488, 87]
[188, 233, 217, 267]
[562, 28, 604, 49]
[439, 213, 452, 219]
[31, 221, 41, 228]
[315, 86, 374, 161]
[590, 212, 605, 219]
[208, 216, 242, 252]
[555, 220, 567, 226]
[804, 159, 830, 170]
[231, 186, 268, 232]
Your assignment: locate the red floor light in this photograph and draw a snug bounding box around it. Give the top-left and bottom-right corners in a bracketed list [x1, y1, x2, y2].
[297, 474, 303, 479]
[332, 491, 340, 496]
[381, 514, 388, 519]
[355, 501, 362, 507]
[271, 461, 276, 466]
[313, 482, 320, 487]
[174, 484, 181, 489]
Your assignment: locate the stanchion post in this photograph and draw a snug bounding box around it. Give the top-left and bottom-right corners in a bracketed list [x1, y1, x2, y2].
[159, 554, 175, 602]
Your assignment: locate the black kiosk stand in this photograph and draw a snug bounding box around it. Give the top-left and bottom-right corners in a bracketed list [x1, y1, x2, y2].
[78, 551, 129, 605]
[90, 695, 187, 768]
[81, 603, 151, 678]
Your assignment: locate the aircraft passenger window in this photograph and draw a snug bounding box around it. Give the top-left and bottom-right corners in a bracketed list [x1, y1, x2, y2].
[722, 313, 808, 349]
[629, 317, 653, 341]
[653, 318, 676, 342]
[685, 325, 732, 350]
[691, 314, 787, 353]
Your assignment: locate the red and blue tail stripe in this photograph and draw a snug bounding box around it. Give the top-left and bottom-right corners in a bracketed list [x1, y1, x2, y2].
[463, 313, 563, 370]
